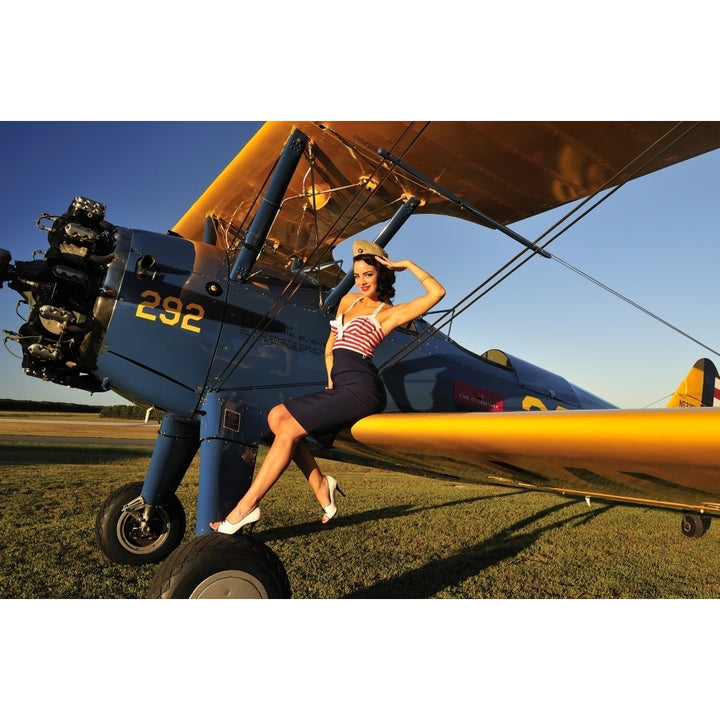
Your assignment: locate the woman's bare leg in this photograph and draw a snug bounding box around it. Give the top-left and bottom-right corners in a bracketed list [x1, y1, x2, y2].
[293, 439, 342, 523]
[210, 404, 308, 528]
[292, 438, 331, 508]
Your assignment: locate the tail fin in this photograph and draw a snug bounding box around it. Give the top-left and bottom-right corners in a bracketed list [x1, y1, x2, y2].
[666, 358, 720, 407]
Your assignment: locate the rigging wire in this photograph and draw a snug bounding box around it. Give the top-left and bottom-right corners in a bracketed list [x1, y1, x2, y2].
[549, 254, 720, 358]
[643, 393, 673, 409]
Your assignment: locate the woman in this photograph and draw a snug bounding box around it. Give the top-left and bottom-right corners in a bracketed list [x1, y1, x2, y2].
[211, 239, 445, 533]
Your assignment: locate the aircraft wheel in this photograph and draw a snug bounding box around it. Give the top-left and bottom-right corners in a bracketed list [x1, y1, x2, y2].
[95, 481, 186, 565]
[146, 533, 291, 599]
[681, 513, 710, 538]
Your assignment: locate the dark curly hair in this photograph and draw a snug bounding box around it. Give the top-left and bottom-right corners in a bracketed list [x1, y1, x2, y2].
[353, 254, 396, 303]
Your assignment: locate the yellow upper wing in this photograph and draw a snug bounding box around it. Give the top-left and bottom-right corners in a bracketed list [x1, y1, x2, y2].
[173, 122, 720, 260]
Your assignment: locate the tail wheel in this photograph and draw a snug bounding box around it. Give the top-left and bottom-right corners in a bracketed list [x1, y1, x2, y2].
[95, 481, 186, 565]
[147, 533, 291, 599]
[681, 513, 710, 538]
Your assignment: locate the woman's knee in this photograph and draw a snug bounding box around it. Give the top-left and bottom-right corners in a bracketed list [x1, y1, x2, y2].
[267, 404, 287, 433]
[268, 404, 303, 438]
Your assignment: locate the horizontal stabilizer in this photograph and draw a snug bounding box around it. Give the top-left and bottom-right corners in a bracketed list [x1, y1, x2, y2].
[666, 358, 720, 407]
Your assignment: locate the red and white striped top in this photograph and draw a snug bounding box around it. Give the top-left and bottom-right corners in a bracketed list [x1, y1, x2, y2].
[330, 300, 386, 357]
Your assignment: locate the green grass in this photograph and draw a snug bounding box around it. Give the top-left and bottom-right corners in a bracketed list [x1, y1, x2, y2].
[1, 441, 720, 598]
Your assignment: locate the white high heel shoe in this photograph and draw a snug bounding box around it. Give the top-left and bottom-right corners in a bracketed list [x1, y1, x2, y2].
[322, 476, 345, 524]
[214, 507, 261, 535]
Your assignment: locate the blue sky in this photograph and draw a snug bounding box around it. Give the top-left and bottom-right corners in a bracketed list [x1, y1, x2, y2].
[1, 121, 719, 409]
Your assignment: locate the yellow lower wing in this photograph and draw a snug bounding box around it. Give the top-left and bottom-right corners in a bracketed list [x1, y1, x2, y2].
[346, 408, 720, 514]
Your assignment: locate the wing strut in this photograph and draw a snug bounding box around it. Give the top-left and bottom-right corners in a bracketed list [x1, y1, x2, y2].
[322, 195, 421, 314]
[377, 148, 552, 259]
[231, 128, 308, 281]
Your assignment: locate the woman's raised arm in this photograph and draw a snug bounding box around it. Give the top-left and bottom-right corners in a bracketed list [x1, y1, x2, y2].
[375, 257, 445, 334]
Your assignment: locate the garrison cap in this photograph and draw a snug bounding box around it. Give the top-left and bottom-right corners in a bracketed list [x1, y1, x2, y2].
[352, 240, 388, 259]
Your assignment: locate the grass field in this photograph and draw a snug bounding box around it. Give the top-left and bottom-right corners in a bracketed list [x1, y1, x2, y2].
[1, 413, 719, 599]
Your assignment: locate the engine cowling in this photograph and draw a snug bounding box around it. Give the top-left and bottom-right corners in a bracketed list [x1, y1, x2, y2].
[1, 196, 116, 392]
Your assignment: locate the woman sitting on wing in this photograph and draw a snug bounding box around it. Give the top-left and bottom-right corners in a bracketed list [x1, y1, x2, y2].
[211, 240, 446, 533]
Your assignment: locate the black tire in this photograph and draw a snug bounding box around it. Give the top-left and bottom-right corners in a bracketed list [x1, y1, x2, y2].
[146, 533, 291, 599]
[681, 513, 710, 539]
[95, 481, 186, 565]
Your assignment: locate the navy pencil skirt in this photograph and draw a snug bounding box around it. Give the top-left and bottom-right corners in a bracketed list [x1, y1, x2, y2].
[285, 349, 387, 448]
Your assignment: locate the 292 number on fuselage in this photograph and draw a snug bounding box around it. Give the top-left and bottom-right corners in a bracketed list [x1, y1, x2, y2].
[135, 290, 204, 333]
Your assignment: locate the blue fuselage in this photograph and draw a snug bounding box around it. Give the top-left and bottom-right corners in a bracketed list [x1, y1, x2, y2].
[93, 228, 613, 422]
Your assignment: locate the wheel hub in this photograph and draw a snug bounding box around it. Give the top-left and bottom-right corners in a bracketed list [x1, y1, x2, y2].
[189, 571, 270, 599]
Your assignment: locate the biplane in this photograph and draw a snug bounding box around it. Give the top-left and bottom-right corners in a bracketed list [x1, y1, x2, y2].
[2, 121, 720, 598]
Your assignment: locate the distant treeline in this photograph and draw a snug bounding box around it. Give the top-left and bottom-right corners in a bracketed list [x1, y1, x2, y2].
[99, 405, 152, 419]
[0, 398, 104, 413]
[0, 398, 152, 419]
